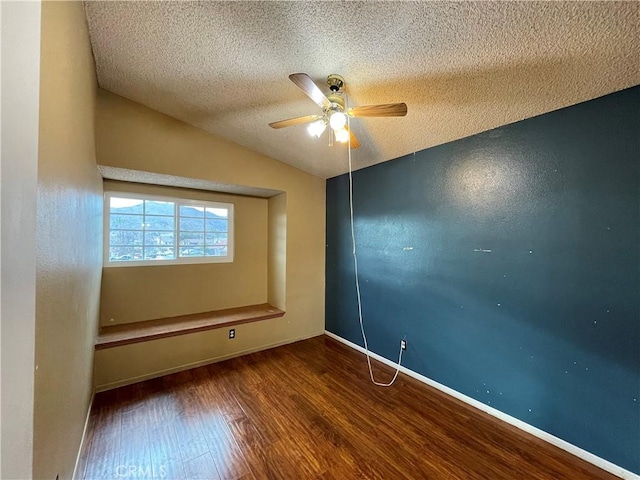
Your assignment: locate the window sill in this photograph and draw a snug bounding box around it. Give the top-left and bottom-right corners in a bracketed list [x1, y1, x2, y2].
[95, 303, 285, 350]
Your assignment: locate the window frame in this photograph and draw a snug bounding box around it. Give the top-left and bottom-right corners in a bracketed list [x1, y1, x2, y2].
[104, 191, 234, 267]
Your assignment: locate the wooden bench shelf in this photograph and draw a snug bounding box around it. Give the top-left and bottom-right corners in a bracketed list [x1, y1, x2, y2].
[95, 303, 284, 350]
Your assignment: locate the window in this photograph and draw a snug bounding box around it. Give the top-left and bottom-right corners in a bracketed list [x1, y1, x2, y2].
[105, 192, 234, 266]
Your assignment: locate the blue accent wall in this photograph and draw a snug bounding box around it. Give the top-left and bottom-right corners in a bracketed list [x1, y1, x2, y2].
[325, 86, 640, 473]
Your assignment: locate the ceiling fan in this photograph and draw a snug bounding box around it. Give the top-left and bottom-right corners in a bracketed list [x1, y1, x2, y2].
[269, 73, 407, 149]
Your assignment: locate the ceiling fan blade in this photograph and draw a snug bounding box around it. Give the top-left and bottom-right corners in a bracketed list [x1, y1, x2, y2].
[269, 114, 321, 129]
[347, 126, 360, 149]
[347, 103, 408, 118]
[289, 73, 332, 110]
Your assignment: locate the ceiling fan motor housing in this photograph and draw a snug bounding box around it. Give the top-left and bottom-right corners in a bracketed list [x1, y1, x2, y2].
[327, 93, 345, 111]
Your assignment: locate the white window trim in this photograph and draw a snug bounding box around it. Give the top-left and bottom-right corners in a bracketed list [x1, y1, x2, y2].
[104, 191, 234, 267]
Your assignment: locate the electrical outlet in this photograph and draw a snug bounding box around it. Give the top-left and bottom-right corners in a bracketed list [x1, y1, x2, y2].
[229, 328, 235, 339]
[401, 339, 407, 351]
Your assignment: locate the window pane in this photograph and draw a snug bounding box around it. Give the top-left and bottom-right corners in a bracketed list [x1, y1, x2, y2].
[180, 217, 204, 232]
[205, 219, 227, 233]
[206, 207, 228, 219]
[144, 231, 174, 246]
[205, 233, 227, 245]
[180, 205, 204, 218]
[107, 194, 232, 265]
[109, 246, 143, 262]
[110, 214, 143, 230]
[144, 215, 174, 231]
[144, 200, 174, 215]
[110, 197, 143, 214]
[180, 232, 204, 246]
[205, 246, 228, 257]
[144, 247, 175, 260]
[179, 247, 204, 257]
[110, 230, 143, 246]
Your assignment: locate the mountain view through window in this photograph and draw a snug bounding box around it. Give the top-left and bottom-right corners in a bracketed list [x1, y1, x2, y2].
[108, 196, 231, 264]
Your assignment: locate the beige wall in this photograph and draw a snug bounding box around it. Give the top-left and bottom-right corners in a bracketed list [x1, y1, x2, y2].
[94, 89, 326, 389]
[0, 2, 41, 479]
[34, 2, 103, 479]
[268, 193, 287, 310]
[101, 180, 269, 325]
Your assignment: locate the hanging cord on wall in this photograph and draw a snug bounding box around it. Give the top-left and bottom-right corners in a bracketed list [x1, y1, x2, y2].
[346, 114, 403, 387]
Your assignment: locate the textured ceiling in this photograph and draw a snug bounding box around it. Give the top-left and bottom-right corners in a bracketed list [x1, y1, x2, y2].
[85, 1, 640, 179]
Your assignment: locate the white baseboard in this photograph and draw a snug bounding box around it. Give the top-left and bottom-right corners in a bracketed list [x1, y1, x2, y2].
[95, 331, 324, 393]
[72, 389, 95, 480]
[324, 330, 639, 480]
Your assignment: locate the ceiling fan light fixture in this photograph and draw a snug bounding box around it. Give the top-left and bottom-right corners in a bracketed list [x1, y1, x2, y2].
[307, 119, 326, 138]
[269, 73, 407, 150]
[334, 127, 349, 143]
[329, 111, 347, 131]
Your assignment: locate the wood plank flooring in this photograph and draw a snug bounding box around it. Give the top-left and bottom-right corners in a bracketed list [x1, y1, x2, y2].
[79, 335, 618, 480]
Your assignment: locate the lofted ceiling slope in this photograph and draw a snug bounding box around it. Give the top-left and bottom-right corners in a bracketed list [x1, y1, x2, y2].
[85, 1, 640, 179]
